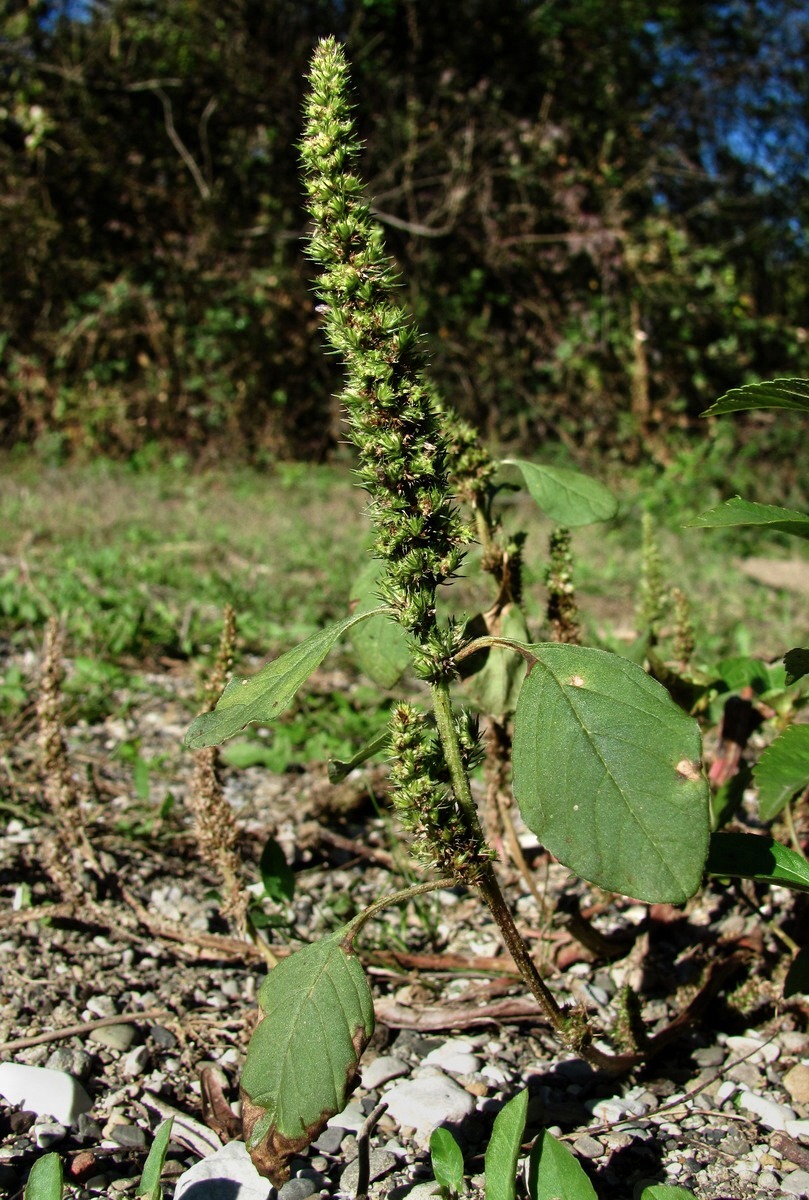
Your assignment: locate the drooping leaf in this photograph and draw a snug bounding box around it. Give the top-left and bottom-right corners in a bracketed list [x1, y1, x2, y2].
[527, 1129, 598, 1200]
[241, 927, 374, 1184]
[185, 610, 386, 749]
[503, 460, 617, 526]
[259, 836, 295, 903]
[24, 1154, 63, 1200]
[485, 1088, 529, 1200]
[328, 727, 390, 783]
[701, 378, 809, 417]
[512, 643, 709, 903]
[784, 946, 809, 998]
[753, 725, 809, 822]
[784, 648, 809, 686]
[465, 605, 530, 717]
[137, 1118, 173, 1200]
[707, 832, 809, 894]
[687, 497, 809, 540]
[430, 1127, 465, 1197]
[349, 561, 411, 688]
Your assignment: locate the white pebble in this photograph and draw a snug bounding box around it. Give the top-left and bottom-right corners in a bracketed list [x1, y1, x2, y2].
[423, 1038, 481, 1075]
[383, 1073, 476, 1145]
[174, 1141, 271, 1199]
[738, 1091, 796, 1131]
[726, 1035, 780, 1064]
[361, 1056, 410, 1090]
[0, 1063, 92, 1125]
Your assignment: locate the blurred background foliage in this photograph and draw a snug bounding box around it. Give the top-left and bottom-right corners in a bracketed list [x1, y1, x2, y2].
[1, 0, 808, 463]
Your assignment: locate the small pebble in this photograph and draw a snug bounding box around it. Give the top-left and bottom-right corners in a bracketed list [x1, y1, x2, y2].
[383, 1073, 476, 1143]
[785, 1066, 809, 1106]
[149, 1025, 177, 1049]
[89, 1024, 137, 1052]
[587, 1099, 626, 1124]
[326, 1099, 365, 1131]
[362, 1056, 410, 1090]
[109, 1124, 147, 1148]
[34, 1120, 68, 1148]
[726, 1035, 780, 1065]
[174, 1141, 271, 1200]
[45, 1047, 94, 1079]
[692, 1045, 725, 1068]
[340, 1149, 396, 1189]
[787, 1119, 809, 1141]
[278, 1180, 316, 1200]
[782, 1169, 809, 1197]
[573, 1134, 603, 1159]
[312, 1126, 344, 1154]
[738, 1092, 797, 1131]
[122, 1045, 150, 1078]
[0, 1063, 92, 1125]
[423, 1038, 482, 1075]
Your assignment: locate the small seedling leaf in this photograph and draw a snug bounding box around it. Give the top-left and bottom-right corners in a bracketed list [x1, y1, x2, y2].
[241, 927, 374, 1184]
[137, 1118, 173, 1200]
[784, 946, 809, 998]
[328, 727, 391, 783]
[259, 835, 295, 903]
[701, 378, 809, 417]
[784, 648, 809, 686]
[485, 1087, 529, 1200]
[24, 1154, 63, 1200]
[707, 832, 809, 894]
[513, 643, 709, 903]
[503, 460, 617, 526]
[527, 1129, 598, 1200]
[349, 561, 411, 688]
[637, 1185, 698, 1199]
[687, 497, 809, 540]
[185, 610, 386, 749]
[430, 1127, 465, 1196]
[753, 725, 809, 822]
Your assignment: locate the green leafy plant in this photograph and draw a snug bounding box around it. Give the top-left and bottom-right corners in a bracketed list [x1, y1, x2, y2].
[183, 38, 717, 1185]
[24, 1154, 63, 1200]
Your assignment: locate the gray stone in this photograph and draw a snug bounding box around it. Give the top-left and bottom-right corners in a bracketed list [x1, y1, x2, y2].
[110, 1124, 147, 1148]
[383, 1073, 476, 1144]
[692, 1045, 725, 1068]
[88, 1023, 137, 1052]
[277, 1181, 315, 1200]
[34, 1120, 68, 1148]
[423, 1039, 481, 1076]
[149, 1025, 178, 1049]
[572, 1135, 603, 1159]
[325, 1099, 365, 1131]
[122, 1045, 150, 1078]
[340, 1149, 396, 1189]
[174, 1141, 273, 1199]
[311, 1126, 344, 1154]
[361, 1056, 410, 1090]
[386, 1185, 443, 1200]
[45, 1047, 94, 1079]
[782, 1169, 809, 1197]
[0, 1063, 92, 1125]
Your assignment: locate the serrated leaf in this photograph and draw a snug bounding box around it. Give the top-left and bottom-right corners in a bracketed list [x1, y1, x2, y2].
[241, 928, 374, 1184]
[687, 497, 809, 539]
[512, 644, 709, 903]
[527, 1129, 598, 1200]
[24, 1154, 63, 1200]
[137, 1118, 173, 1200]
[785, 648, 809, 686]
[465, 605, 530, 717]
[485, 1088, 529, 1200]
[430, 1127, 465, 1196]
[349, 561, 410, 688]
[784, 946, 809, 998]
[701, 378, 809, 417]
[503, 460, 617, 526]
[259, 836, 295, 903]
[754, 725, 809, 822]
[185, 610, 385, 749]
[328, 727, 390, 783]
[707, 832, 809, 893]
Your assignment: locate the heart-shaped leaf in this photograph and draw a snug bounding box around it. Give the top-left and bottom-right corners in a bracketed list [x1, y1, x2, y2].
[185, 610, 386, 749]
[701, 378, 809, 417]
[512, 643, 709, 903]
[503, 460, 617, 526]
[349, 561, 411, 688]
[527, 1129, 598, 1200]
[485, 1088, 529, 1200]
[707, 832, 809, 894]
[687, 497, 809, 540]
[754, 724, 809, 821]
[241, 927, 374, 1184]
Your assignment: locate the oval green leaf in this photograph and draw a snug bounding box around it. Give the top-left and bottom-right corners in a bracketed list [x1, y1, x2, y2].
[527, 1129, 598, 1200]
[25, 1154, 63, 1200]
[485, 1088, 529, 1200]
[241, 928, 374, 1183]
[430, 1127, 465, 1196]
[349, 561, 411, 688]
[185, 610, 386, 749]
[503, 460, 617, 526]
[687, 498, 809, 540]
[707, 832, 809, 894]
[512, 644, 709, 903]
[753, 725, 809, 822]
[701, 378, 809, 417]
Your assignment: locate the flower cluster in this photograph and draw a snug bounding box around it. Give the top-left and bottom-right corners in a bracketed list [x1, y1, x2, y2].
[300, 38, 471, 659]
[388, 702, 490, 880]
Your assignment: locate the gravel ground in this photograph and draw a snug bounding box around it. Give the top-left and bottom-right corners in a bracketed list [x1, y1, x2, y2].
[1, 651, 809, 1200]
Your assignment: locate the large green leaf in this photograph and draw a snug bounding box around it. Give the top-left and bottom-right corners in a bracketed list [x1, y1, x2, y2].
[512, 644, 709, 903]
[485, 1088, 529, 1200]
[701, 378, 809, 417]
[24, 1154, 63, 1200]
[348, 561, 411, 688]
[241, 927, 374, 1184]
[503, 460, 617, 526]
[687, 497, 809, 540]
[707, 832, 809, 893]
[754, 725, 809, 821]
[185, 610, 385, 749]
[527, 1130, 598, 1200]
